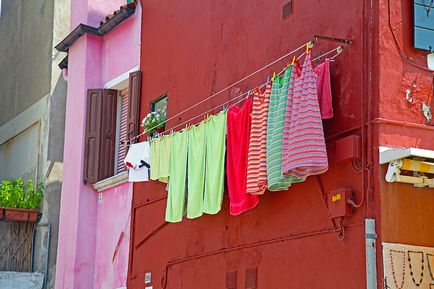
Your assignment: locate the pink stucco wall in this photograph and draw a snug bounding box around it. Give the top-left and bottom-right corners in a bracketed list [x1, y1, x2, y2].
[94, 183, 133, 289]
[102, 8, 141, 83]
[55, 2, 141, 289]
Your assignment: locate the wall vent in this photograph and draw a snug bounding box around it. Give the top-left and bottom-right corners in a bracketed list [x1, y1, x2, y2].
[282, 1, 293, 18]
[226, 271, 237, 289]
[245, 267, 257, 289]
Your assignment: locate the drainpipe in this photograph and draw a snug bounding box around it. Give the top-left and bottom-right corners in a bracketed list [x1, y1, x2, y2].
[365, 219, 377, 289]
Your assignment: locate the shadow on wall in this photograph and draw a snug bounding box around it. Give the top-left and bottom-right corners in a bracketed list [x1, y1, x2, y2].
[38, 74, 67, 289]
[28, 74, 67, 289]
[47, 75, 67, 163]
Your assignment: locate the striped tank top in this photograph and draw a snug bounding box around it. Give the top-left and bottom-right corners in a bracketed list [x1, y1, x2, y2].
[266, 66, 303, 191]
[281, 51, 328, 178]
[246, 84, 271, 195]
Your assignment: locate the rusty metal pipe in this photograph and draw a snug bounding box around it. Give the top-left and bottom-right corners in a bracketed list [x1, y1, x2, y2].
[372, 117, 434, 131]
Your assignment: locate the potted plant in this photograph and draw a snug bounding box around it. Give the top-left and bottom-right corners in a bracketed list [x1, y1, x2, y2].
[141, 106, 167, 137]
[0, 178, 43, 222]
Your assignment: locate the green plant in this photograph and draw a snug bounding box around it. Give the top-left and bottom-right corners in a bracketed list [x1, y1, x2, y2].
[141, 106, 167, 132]
[0, 178, 44, 209]
[23, 180, 44, 209]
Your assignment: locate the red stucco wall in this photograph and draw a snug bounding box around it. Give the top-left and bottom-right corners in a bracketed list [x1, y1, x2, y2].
[377, 0, 434, 247]
[129, 0, 380, 288]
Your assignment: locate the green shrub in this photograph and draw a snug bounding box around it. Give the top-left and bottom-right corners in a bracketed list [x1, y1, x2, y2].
[0, 178, 44, 209]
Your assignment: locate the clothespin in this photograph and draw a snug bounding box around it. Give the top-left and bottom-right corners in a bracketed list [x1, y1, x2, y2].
[266, 75, 270, 83]
[291, 56, 296, 65]
[329, 46, 344, 61]
[271, 72, 276, 81]
[306, 41, 314, 54]
[170, 129, 174, 135]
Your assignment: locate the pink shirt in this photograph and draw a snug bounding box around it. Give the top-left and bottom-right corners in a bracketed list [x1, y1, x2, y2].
[314, 59, 333, 119]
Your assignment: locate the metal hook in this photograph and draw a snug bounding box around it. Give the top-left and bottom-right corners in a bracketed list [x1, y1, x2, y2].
[427, 0, 433, 17]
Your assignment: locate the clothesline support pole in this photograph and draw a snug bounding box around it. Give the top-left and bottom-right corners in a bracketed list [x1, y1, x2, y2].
[314, 35, 353, 45]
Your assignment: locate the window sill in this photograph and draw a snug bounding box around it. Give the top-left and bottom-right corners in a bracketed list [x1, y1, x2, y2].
[93, 171, 128, 192]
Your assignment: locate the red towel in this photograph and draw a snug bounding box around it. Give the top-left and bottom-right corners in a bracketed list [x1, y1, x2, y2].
[227, 97, 260, 216]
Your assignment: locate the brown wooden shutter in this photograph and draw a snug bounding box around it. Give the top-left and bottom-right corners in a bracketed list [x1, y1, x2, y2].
[99, 89, 118, 180]
[83, 89, 103, 183]
[83, 89, 118, 183]
[127, 70, 142, 143]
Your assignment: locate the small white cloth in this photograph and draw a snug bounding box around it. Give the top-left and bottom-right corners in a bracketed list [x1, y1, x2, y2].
[124, 141, 150, 182]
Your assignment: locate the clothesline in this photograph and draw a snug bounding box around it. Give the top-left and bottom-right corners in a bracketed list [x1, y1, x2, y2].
[144, 65, 286, 139]
[159, 83, 266, 135]
[155, 45, 344, 138]
[123, 44, 345, 145]
[122, 40, 311, 144]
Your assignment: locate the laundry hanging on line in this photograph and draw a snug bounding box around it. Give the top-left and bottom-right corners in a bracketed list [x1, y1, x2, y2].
[123, 43, 339, 222]
[161, 111, 227, 223]
[150, 135, 171, 183]
[124, 141, 150, 182]
[165, 130, 188, 223]
[246, 84, 272, 195]
[227, 96, 260, 216]
[281, 50, 329, 178]
[266, 64, 304, 192]
[315, 58, 333, 119]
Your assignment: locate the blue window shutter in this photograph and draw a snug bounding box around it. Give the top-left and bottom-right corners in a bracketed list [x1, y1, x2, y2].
[414, 0, 434, 51]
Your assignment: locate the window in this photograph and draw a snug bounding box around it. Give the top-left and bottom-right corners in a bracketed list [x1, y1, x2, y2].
[151, 94, 168, 131]
[151, 95, 168, 112]
[83, 71, 141, 184]
[414, 0, 434, 51]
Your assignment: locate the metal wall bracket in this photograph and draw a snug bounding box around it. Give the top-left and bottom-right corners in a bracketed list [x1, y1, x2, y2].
[314, 35, 353, 45]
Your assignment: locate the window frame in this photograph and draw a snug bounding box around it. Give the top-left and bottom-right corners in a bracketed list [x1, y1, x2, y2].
[91, 66, 139, 190]
[150, 94, 168, 132]
[150, 94, 168, 112]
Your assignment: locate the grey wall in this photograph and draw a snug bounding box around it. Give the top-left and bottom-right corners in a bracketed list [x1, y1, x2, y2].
[0, 0, 54, 127]
[0, 1, 70, 289]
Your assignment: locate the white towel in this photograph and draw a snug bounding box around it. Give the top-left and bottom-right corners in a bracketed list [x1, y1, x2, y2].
[124, 142, 150, 182]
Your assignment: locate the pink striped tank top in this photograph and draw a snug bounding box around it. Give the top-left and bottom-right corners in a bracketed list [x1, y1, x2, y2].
[281, 51, 328, 178]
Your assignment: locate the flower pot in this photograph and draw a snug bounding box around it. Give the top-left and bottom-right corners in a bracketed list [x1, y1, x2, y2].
[4, 208, 39, 222]
[0, 208, 4, 220]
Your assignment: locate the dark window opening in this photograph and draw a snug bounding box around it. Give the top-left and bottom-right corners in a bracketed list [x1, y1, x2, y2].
[282, 1, 293, 18]
[150, 94, 168, 131]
